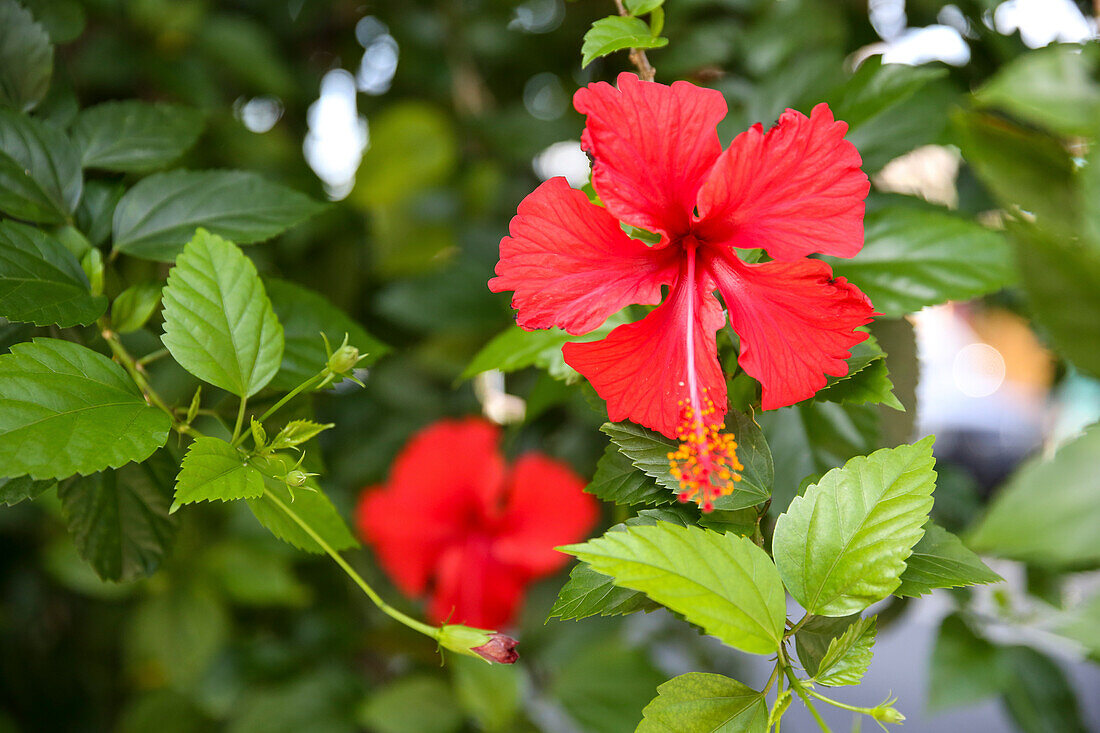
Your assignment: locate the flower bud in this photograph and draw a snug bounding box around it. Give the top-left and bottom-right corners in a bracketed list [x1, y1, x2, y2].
[870, 697, 905, 725]
[437, 624, 519, 664]
[286, 469, 310, 487]
[328, 344, 361, 375]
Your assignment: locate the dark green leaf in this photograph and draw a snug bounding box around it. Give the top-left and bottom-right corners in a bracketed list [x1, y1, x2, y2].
[581, 16, 668, 68]
[57, 450, 178, 582]
[970, 422, 1100, 565]
[72, 100, 204, 173]
[111, 281, 162, 334]
[173, 437, 265, 508]
[795, 614, 859, 677]
[18, 0, 85, 44]
[0, 474, 54, 505]
[562, 522, 786, 653]
[203, 539, 308, 607]
[825, 207, 1014, 318]
[895, 522, 1001, 597]
[636, 673, 767, 733]
[624, 0, 664, 14]
[112, 170, 325, 261]
[815, 358, 902, 410]
[76, 179, 124, 246]
[265, 278, 388, 391]
[713, 408, 773, 510]
[0, 338, 170, 480]
[0, 108, 82, 223]
[245, 456, 357, 554]
[551, 637, 667, 733]
[161, 230, 284, 397]
[811, 615, 876, 686]
[601, 421, 679, 494]
[128, 583, 228, 688]
[449, 654, 520, 733]
[584, 442, 672, 507]
[975, 44, 1100, 137]
[0, 0, 53, 113]
[928, 614, 1009, 712]
[358, 676, 461, 733]
[773, 437, 936, 616]
[1002, 646, 1087, 733]
[0, 220, 106, 326]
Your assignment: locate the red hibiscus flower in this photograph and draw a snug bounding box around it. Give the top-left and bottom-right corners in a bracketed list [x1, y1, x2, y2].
[356, 417, 597, 630]
[489, 73, 875, 509]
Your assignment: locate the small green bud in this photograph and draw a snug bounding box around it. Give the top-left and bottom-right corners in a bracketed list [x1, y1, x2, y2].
[437, 624, 518, 664]
[285, 469, 310, 487]
[328, 344, 361, 375]
[870, 696, 905, 726]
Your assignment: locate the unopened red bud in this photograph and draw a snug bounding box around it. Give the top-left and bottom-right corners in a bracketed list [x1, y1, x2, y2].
[471, 633, 519, 664]
[437, 624, 519, 664]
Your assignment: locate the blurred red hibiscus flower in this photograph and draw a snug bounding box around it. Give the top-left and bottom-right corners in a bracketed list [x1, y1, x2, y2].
[356, 417, 597, 629]
[490, 73, 876, 443]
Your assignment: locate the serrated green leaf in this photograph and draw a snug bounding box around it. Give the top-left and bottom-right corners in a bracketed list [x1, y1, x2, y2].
[0, 474, 54, 505]
[112, 170, 325, 261]
[773, 437, 936, 616]
[0, 338, 171, 480]
[795, 614, 859, 677]
[270, 419, 333, 451]
[585, 442, 673, 507]
[581, 16, 668, 68]
[245, 455, 357, 554]
[927, 614, 1009, 712]
[825, 208, 1014, 318]
[57, 450, 178, 582]
[0, 0, 53, 113]
[1011, 224, 1100, 380]
[111, 281, 162, 334]
[970, 422, 1100, 565]
[72, 101, 204, 173]
[161, 230, 283, 398]
[601, 421, 679, 493]
[975, 44, 1100, 137]
[265, 278, 388, 391]
[636, 672, 767, 733]
[815, 359, 903, 411]
[0, 108, 82, 224]
[173, 437, 265, 508]
[0, 220, 107, 327]
[624, 0, 664, 15]
[550, 508, 686, 621]
[562, 522, 785, 653]
[812, 615, 877, 686]
[895, 522, 1001, 597]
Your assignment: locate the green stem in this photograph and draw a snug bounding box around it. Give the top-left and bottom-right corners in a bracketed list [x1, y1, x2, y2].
[137, 348, 170, 366]
[101, 325, 196, 437]
[262, 487, 439, 640]
[774, 669, 785, 733]
[231, 396, 248, 443]
[802, 687, 880, 717]
[786, 612, 813, 638]
[232, 372, 326, 447]
[779, 650, 831, 733]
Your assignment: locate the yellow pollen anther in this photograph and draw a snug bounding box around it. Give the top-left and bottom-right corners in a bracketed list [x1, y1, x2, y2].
[667, 398, 743, 513]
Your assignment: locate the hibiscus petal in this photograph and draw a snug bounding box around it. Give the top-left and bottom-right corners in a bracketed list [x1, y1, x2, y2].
[695, 103, 869, 260]
[574, 72, 727, 240]
[356, 418, 505, 595]
[430, 541, 528, 629]
[707, 252, 875, 410]
[492, 454, 596, 575]
[563, 269, 727, 439]
[489, 177, 675, 335]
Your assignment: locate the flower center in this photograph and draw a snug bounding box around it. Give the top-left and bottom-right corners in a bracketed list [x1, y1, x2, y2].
[666, 242, 742, 512]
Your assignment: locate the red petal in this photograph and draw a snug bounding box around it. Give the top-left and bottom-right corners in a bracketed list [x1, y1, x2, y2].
[493, 454, 597, 575]
[695, 104, 869, 260]
[356, 418, 505, 595]
[563, 268, 727, 439]
[489, 177, 675, 334]
[706, 252, 875, 410]
[575, 73, 726, 240]
[429, 540, 528, 629]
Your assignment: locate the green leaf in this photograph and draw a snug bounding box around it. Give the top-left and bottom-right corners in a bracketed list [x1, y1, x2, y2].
[0, 474, 54, 505]
[358, 676, 462, 733]
[245, 456, 357, 554]
[636, 672, 767, 733]
[0, 0, 53, 113]
[128, 583, 228, 689]
[552, 637, 667, 733]
[815, 358, 902, 410]
[270, 419, 334, 451]
[71, 101, 204, 173]
[927, 614, 1009, 712]
[581, 16, 668, 68]
[161, 230, 284, 397]
[76, 179, 124, 246]
[1011, 225, 1100, 380]
[970, 422, 1100, 565]
[585, 442, 673, 507]
[265, 278, 388, 391]
[794, 614, 858, 676]
[772, 437, 936, 616]
[57, 450, 178, 582]
[601, 421, 679, 494]
[0, 220, 107, 326]
[624, 0, 664, 14]
[0, 108, 82, 224]
[549, 508, 686, 621]
[173, 437, 265, 508]
[1002, 646, 1087, 733]
[112, 170, 325, 261]
[111, 281, 163, 334]
[951, 110, 1077, 231]
[202, 539, 308, 607]
[449, 654, 520, 733]
[975, 45, 1100, 137]
[894, 522, 1001, 597]
[0, 338, 171, 480]
[1056, 593, 1100, 657]
[809, 615, 877, 686]
[825, 207, 1014, 318]
[562, 521, 786, 654]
